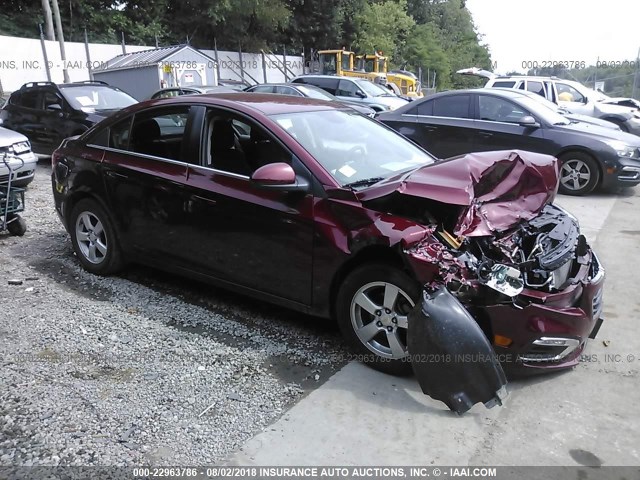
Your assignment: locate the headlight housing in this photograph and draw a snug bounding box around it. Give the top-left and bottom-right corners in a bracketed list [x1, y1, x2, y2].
[608, 140, 640, 158]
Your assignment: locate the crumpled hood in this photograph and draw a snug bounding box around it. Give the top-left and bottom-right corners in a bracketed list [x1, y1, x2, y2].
[362, 150, 559, 237]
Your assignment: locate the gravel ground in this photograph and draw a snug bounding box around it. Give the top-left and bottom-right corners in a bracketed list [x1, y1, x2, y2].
[0, 161, 348, 466]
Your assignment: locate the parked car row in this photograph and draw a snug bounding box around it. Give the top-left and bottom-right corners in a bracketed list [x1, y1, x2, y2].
[377, 88, 640, 195]
[458, 68, 640, 135]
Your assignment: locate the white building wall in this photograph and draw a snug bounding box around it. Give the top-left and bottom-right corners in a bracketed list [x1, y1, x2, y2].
[0, 35, 304, 93]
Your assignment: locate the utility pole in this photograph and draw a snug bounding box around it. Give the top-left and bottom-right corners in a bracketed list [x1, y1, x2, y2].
[50, 0, 69, 83]
[41, 0, 55, 40]
[38, 24, 52, 82]
[632, 46, 640, 100]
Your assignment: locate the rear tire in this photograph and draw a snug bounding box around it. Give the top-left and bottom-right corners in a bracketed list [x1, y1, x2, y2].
[336, 263, 421, 376]
[558, 152, 600, 196]
[69, 198, 124, 275]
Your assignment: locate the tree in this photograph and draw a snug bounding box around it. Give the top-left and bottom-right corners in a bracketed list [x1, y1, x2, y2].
[402, 23, 450, 89]
[352, 0, 415, 61]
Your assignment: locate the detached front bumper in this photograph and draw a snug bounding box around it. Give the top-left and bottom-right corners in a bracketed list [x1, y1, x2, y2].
[487, 251, 605, 373]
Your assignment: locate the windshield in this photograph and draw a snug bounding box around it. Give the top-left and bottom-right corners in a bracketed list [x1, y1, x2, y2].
[271, 110, 435, 187]
[356, 79, 391, 97]
[296, 85, 336, 101]
[516, 95, 571, 125]
[61, 85, 137, 112]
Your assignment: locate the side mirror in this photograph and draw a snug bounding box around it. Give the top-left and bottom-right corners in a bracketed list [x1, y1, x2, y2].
[518, 115, 540, 128]
[250, 162, 310, 192]
[356, 90, 366, 99]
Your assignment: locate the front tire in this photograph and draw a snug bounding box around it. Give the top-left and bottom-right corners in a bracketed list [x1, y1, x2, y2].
[336, 263, 420, 375]
[69, 198, 123, 275]
[558, 152, 600, 196]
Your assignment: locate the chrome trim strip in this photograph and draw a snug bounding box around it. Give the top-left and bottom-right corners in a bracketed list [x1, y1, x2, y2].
[519, 337, 581, 362]
[90, 145, 192, 168]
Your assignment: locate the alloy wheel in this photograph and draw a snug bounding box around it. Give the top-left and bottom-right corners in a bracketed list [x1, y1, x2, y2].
[350, 281, 415, 359]
[560, 159, 591, 192]
[75, 212, 108, 264]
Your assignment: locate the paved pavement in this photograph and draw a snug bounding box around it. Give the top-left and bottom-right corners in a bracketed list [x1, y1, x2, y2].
[227, 190, 640, 467]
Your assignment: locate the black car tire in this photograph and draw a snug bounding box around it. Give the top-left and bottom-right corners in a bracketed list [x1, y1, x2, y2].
[337, 263, 421, 376]
[69, 198, 124, 275]
[7, 215, 27, 236]
[558, 152, 600, 196]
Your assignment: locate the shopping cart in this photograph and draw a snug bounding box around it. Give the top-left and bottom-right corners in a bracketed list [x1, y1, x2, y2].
[1, 153, 27, 236]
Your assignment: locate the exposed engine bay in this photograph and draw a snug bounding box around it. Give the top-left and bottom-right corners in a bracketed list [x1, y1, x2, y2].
[409, 203, 587, 301]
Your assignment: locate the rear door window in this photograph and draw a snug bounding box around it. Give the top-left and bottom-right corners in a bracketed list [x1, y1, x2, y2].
[309, 78, 339, 95]
[432, 95, 471, 118]
[526, 81, 545, 97]
[19, 91, 42, 110]
[491, 81, 517, 88]
[252, 85, 276, 93]
[129, 107, 191, 161]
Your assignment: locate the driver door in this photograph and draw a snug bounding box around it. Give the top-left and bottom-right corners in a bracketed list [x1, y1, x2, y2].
[472, 94, 550, 154]
[183, 107, 315, 305]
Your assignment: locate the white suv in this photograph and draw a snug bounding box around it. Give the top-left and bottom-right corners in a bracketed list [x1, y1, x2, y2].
[457, 68, 640, 136]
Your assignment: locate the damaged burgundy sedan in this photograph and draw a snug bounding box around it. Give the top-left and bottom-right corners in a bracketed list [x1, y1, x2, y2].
[51, 94, 605, 413]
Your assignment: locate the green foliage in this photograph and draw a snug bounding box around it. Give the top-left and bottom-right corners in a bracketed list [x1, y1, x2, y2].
[3, 0, 495, 92]
[352, 0, 415, 60]
[402, 23, 450, 88]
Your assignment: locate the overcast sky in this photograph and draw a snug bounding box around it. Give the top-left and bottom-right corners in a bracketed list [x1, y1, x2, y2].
[466, 0, 640, 74]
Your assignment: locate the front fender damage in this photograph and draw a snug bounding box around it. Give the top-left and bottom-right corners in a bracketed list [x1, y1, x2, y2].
[408, 288, 508, 414]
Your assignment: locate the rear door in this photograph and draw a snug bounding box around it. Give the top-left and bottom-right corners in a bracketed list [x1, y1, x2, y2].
[101, 105, 194, 264]
[183, 107, 315, 305]
[3, 90, 47, 152]
[472, 93, 550, 154]
[40, 90, 79, 150]
[411, 94, 475, 158]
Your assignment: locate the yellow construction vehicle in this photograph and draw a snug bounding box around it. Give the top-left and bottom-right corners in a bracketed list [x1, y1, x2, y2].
[315, 49, 386, 84]
[356, 52, 423, 99]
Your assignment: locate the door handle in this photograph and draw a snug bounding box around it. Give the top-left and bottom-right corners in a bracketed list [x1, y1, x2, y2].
[422, 126, 437, 132]
[104, 170, 128, 179]
[478, 132, 493, 138]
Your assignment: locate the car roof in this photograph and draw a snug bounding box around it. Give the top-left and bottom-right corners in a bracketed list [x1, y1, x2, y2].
[251, 83, 296, 87]
[428, 88, 527, 99]
[142, 92, 348, 115]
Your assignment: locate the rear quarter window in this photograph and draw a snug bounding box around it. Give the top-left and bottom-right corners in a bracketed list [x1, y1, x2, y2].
[491, 81, 517, 88]
[307, 78, 339, 95]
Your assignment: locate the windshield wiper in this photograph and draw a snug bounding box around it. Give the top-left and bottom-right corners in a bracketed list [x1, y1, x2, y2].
[344, 177, 385, 189]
